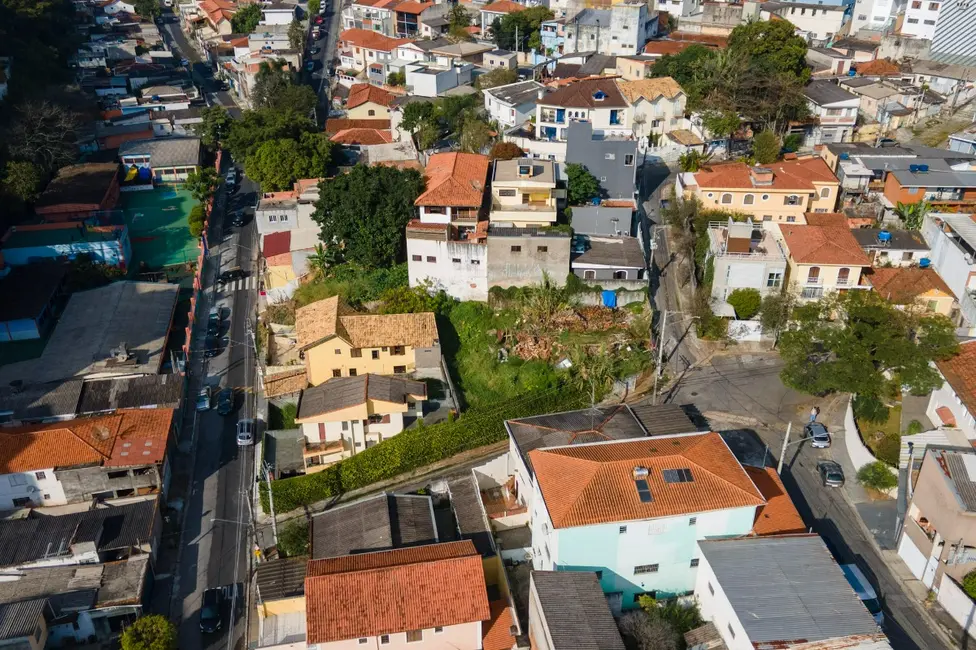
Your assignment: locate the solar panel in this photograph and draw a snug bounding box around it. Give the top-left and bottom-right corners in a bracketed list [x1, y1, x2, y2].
[635, 479, 653, 503]
[663, 468, 694, 484]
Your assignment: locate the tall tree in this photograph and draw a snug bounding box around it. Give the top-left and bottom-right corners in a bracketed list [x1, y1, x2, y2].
[120, 615, 177, 650]
[288, 18, 307, 51]
[184, 167, 221, 203]
[312, 165, 425, 267]
[565, 163, 601, 205]
[252, 59, 295, 109]
[245, 133, 334, 191]
[2, 161, 45, 204]
[225, 107, 316, 159]
[193, 105, 232, 150]
[458, 111, 493, 153]
[400, 101, 435, 131]
[231, 2, 263, 34]
[752, 130, 781, 164]
[133, 0, 161, 20]
[726, 19, 810, 82]
[7, 100, 80, 173]
[476, 67, 518, 89]
[492, 6, 553, 51]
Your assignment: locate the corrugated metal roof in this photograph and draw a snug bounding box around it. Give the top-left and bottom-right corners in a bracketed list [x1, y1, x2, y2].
[627, 404, 698, 436]
[0, 599, 47, 640]
[699, 536, 880, 644]
[531, 571, 625, 650]
[446, 473, 493, 556]
[256, 557, 308, 601]
[310, 493, 437, 559]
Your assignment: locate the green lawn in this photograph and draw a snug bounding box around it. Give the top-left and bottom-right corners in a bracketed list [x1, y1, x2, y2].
[857, 404, 903, 466]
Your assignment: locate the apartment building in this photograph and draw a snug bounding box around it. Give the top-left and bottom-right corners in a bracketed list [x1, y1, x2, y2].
[883, 167, 976, 212]
[759, 1, 847, 42]
[535, 78, 632, 143]
[484, 81, 548, 129]
[616, 77, 686, 142]
[338, 28, 410, 71]
[560, 2, 652, 56]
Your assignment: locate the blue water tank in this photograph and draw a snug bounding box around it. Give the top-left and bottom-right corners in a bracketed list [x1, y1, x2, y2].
[909, 164, 920, 173]
[848, 68, 857, 77]
[591, 197, 601, 206]
[919, 257, 931, 268]
[919, 164, 929, 172]
[877, 230, 892, 244]
[840, 152, 850, 160]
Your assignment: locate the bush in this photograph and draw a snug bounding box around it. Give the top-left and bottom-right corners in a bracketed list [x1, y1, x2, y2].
[853, 394, 889, 424]
[489, 142, 523, 161]
[188, 204, 206, 238]
[727, 288, 761, 320]
[277, 518, 309, 557]
[963, 570, 976, 599]
[906, 419, 925, 435]
[379, 284, 456, 316]
[261, 386, 587, 513]
[269, 402, 298, 429]
[857, 461, 898, 491]
[121, 615, 176, 650]
[874, 434, 901, 466]
[293, 263, 408, 308]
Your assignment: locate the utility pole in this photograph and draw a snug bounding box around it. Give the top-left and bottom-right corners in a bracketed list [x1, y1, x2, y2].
[776, 422, 792, 474]
[263, 462, 279, 547]
[651, 309, 669, 405]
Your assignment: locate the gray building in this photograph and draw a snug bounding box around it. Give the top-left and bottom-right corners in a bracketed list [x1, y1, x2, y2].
[487, 226, 571, 289]
[566, 121, 638, 236]
[529, 571, 626, 650]
[570, 235, 646, 290]
[309, 492, 438, 559]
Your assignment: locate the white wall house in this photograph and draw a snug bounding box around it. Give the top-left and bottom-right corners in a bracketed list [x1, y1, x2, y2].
[260, 3, 296, 25]
[922, 213, 976, 329]
[802, 81, 860, 147]
[484, 81, 547, 129]
[406, 233, 488, 301]
[405, 62, 474, 97]
[925, 340, 976, 438]
[535, 79, 633, 143]
[760, 2, 847, 43]
[561, 2, 652, 56]
[902, 0, 943, 39]
[0, 468, 69, 510]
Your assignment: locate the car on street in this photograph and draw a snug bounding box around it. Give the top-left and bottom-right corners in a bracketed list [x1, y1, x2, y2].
[305, 60, 320, 72]
[207, 307, 221, 336]
[806, 422, 830, 448]
[231, 211, 246, 227]
[217, 267, 247, 285]
[204, 335, 220, 358]
[225, 168, 237, 185]
[309, 46, 321, 55]
[841, 564, 885, 627]
[195, 386, 212, 412]
[314, 14, 324, 24]
[200, 588, 223, 633]
[237, 418, 255, 446]
[817, 460, 845, 488]
[217, 388, 235, 416]
[312, 28, 323, 40]
[180, 58, 189, 67]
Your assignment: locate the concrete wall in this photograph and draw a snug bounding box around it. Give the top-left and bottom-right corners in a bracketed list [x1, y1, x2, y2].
[936, 574, 976, 639]
[318, 621, 482, 649]
[693, 553, 752, 650]
[565, 122, 638, 201]
[487, 233, 571, 289]
[0, 468, 67, 509]
[407, 237, 488, 301]
[58, 464, 163, 503]
[844, 397, 897, 491]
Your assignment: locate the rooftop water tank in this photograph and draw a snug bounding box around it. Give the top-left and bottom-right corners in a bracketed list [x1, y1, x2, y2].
[919, 164, 929, 172]
[840, 152, 850, 160]
[919, 257, 931, 268]
[877, 230, 892, 245]
[909, 164, 920, 173]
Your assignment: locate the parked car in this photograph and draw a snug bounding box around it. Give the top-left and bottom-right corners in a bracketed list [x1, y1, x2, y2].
[217, 388, 235, 416]
[217, 267, 247, 285]
[207, 307, 221, 336]
[200, 588, 224, 633]
[204, 335, 220, 358]
[314, 14, 324, 24]
[817, 460, 845, 488]
[806, 422, 831, 449]
[231, 211, 246, 227]
[309, 46, 321, 55]
[225, 168, 237, 185]
[237, 418, 255, 446]
[305, 60, 319, 72]
[841, 564, 884, 627]
[195, 386, 212, 412]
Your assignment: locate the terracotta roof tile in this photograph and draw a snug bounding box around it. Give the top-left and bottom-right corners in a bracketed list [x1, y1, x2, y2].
[643, 41, 695, 55]
[529, 432, 765, 529]
[936, 405, 957, 427]
[541, 78, 629, 109]
[0, 409, 173, 472]
[780, 225, 871, 266]
[293, 178, 322, 194]
[482, 600, 517, 650]
[745, 466, 806, 536]
[262, 231, 292, 259]
[330, 128, 393, 145]
[324, 118, 392, 133]
[866, 267, 953, 305]
[263, 367, 308, 398]
[305, 541, 490, 643]
[481, 0, 526, 12]
[347, 83, 396, 109]
[803, 212, 850, 227]
[415, 152, 489, 208]
[617, 77, 684, 103]
[395, 0, 432, 14]
[693, 157, 838, 191]
[669, 31, 727, 46]
[936, 340, 976, 418]
[339, 28, 412, 52]
[296, 295, 439, 350]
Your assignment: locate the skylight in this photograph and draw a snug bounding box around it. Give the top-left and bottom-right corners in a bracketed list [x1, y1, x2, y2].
[663, 468, 694, 484]
[635, 479, 653, 503]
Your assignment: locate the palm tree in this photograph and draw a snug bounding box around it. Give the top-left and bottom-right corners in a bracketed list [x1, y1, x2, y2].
[678, 149, 712, 173]
[522, 273, 577, 330]
[894, 200, 930, 230]
[306, 243, 336, 278]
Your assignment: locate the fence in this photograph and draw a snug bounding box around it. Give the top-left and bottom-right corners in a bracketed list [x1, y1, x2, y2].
[844, 396, 899, 495]
[937, 574, 976, 641]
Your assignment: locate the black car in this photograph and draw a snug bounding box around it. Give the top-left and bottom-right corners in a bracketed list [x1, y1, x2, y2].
[231, 211, 246, 227]
[204, 335, 220, 358]
[200, 588, 223, 633]
[217, 267, 247, 285]
[309, 46, 321, 55]
[217, 387, 235, 416]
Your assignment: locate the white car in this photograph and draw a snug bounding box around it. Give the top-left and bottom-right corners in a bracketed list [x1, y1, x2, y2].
[236, 418, 255, 446]
[225, 168, 237, 185]
[195, 386, 211, 412]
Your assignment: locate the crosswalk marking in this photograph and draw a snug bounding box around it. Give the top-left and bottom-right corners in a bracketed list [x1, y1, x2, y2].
[220, 276, 257, 292]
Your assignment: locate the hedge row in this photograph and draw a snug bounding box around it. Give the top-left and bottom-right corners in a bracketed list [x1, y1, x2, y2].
[260, 386, 588, 513]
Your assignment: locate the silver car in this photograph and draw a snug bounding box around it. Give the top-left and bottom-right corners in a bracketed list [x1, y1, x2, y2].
[818, 460, 845, 487]
[806, 422, 831, 449]
[195, 386, 211, 412]
[236, 418, 255, 446]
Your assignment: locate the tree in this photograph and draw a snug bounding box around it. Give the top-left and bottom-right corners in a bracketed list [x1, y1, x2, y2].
[188, 204, 206, 238]
[857, 461, 898, 491]
[288, 18, 307, 51]
[677, 149, 711, 173]
[184, 166, 221, 203]
[3, 161, 45, 204]
[308, 0, 321, 15]
[649, 45, 716, 98]
[387, 71, 406, 86]
[226, 107, 317, 160]
[565, 163, 600, 205]
[245, 133, 334, 191]
[783, 133, 804, 152]
[400, 101, 436, 131]
[313, 165, 425, 267]
[416, 119, 440, 150]
[133, 0, 161, 20]
[492, 6, 553, 51]
[964, 570, 976, 599]
[758, 290, 796, 346]
[447, 3, 472, 41]
[277, 519, 309, 557]
[489, 142, 523, 160]
[458, 112, 493, 153]
[727, 288, 762, 319]
[894, 200, 930, 230]
[726, 19, 810, 82]
[617, 612, 680, 650]
[231, 2, 262, 34]
[476, 67, 518, 90]
[8, 100, 80, 173]
[701, 109, 741, 153]
[778, 290, 959, 401]
[379, 283, 455, 315]
[121, 615, 176, 650]
[252, 59, 297, 110]
[194, 105, 232, 150]
[753, 130, 781, 165]
[306, 242, 338, 277]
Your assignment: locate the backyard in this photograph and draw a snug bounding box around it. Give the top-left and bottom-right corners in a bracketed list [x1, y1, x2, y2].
[120, 187, 201, 270]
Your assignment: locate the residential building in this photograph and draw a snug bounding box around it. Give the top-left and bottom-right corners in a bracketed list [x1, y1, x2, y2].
[909, 60, 976, 112]
[395, 1, 437, 38]
[405, 61, 474, 97]
[571, 235, 647, 290]
[527, 432, 773, 609]
[617, 78, 687, 142]
[867, 267, 958, 319]
[696, 536, 886, 650]
[414, 152, 489, 227]
[255, 179, 321, 238]
[564, 121, 638, 232]
[847, 0, 899, 34]
[759, 1, 847, 42]
[779, 223, 873, 301]
[0, 409, 175, 509]
[295, 374, 426, 468]
[262, 230, 319, 303]
[254, 556, 307, 647]
[346, 82, 396, 118]
[528, 571, 626, 650]
[678, 157, 841, 224]
[806, 47, 854, 77]
[0, 281, 179, 386]
[535, 78, 632, 143]
[851, 228, 931, 267]
[260, 2, 296, 25]
[118, 137, 201, 184]
[614, 55, 656, 81]
[483, 227, 571, 290]
[484, 81, 549, 129]
[248, 23, 291, 51]
[0, 600, 47, 650]
[925, 339, 976, 437]
[922, 213, 976, 328]
[1, 223, 131, 269]
[929, 0, 976, 66]
[304, 541, 496, 649]
[338, 28, 411, 72]
[799, 81, 860, 147]
[395, 37, 453, 65]
[309, 492, 439, 558]
[839, 79, 913, 130]
[341, 0, 401, 36]
[490, 158, 559, 228]
[899, 444, 976, 592]
[0, 264, 67, 342]
[949, 125, 976, 155]
[561, 2, 652, 56]
[484, 49, 517, 70]
[706, 218, 789, 314]
[883, 168, 976, 213]
[480, 1, 526, 36]
[902, 0, 943, 39]
[295, 296, 441, 386]
[33, 163, 121, 222]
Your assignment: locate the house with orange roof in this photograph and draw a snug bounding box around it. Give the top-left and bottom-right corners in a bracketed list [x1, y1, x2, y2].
[925, 339, 976, 438]
[0, 408, 176, 510]
[480, 0, 525, 36]
[866, 266, 957, 319]
[778, 222, 873, 301]
[345, 82, 396, 119]
[338, 28, 412, 71]
[527, 431, 783, 608]
[616, 77, 687, 141]
[678, 156, 841, 224]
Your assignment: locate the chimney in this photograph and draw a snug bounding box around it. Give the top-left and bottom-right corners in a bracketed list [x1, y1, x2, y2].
[750, 166, 774, 186]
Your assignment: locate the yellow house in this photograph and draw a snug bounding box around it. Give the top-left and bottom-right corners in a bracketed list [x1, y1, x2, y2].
[778, 224, 872, 302]
[295, 374, 427, 470]
[345, 83, 395, 120]
[296, 296, 440, 386]
[867, 267, 960, 320]
[489, 158, 559, 227]
[681, 157, 841, 224]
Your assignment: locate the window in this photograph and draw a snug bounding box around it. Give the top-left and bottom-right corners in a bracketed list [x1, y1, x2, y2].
[728, 625, 736, 639]
[43, 494, 50, 500]
[412, 254, 421, 261]
[786, 216, 797, 223]
[837, 267, 850, 286]
[452, 257, 461, 263]
[605, 153, 616, 160]
[499, 189, 517, 197]
[35, 471, 46, 481]
[907, 17, 919, 21]
[268, 214, 277, 222]
[708, 582, 715, 595]
[372, 350, 380, 359]
[406, 630, 423, 643]
[634, 564, 659, 574]
[927, 300, 939, 312]
[333, 369, 342, 378]
[858, 13, 867, 18]
[763, 215, 772, 222]
[767, 272, 783, 288]
[801, 286, 824, 299]
[358, 640, 368, 645]
[391, 345, 405, 356]
[785, 195, 801, 206]
[351, 348, 362, 358]
[426, 256, 436, 263]
[807, 267, 821, 284]
[690, 558, 700, 567]
[924, 18, 936, 23]
[584, 270, 596, 279]
[368, 109, 376, 116]
[600, 176, 607, 182]
[11, 497, 31, 507]
[761, 194, 769, 201]
[689, 517, 697, 525]
[929, 1, 939, 6]
[619, 525, 628, 533]
[279, 214, 288, 222]
[434, 627, 444, 634]
[663, 468, 694, 483]
[820, 187, 830, 198]
[511, 245, 522, 252]
[349, 368, 358, 376]
[394, 365, 407, 373]
[537, 246, 548, 253]
[471, 259, 481, 265]
[335, 348, 342, 355]
[380, 635, 390, 645]
[613, 270, 628, 279]
[911, 0, 921, 6]
[743, 194, 754, 205]
[625, 154, 635, 166]
[902, 252, 913, 262]
[720, 193, 733, 204]
[8, 475, 26, 488]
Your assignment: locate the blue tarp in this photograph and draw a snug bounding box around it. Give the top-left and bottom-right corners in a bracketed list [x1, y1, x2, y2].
[602, 290, 617, 308]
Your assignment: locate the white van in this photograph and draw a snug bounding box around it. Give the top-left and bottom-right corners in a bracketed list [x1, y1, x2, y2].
[841, 564, 884, 627]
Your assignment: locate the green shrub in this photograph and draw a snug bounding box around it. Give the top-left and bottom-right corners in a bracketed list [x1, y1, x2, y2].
[963, 570, 976, 599]
[906, 419, 925, 435]
[857, 461, 898, 491]
[261, 387, 587, 513]
[874, 434, 901, 466]
[276, 519, 309, 557]
[853, 394, 889, 424]
[727, 288, 762, 320]
[269, 402, 297, 429]
[188, 204, 206, 238]
[293, 263, 408, 308]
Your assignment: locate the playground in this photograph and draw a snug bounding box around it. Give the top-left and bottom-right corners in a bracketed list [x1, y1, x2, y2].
[120, 187, 201, 270]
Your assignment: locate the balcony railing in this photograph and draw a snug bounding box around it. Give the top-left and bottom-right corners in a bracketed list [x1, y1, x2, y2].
[805, 276, 822, 285]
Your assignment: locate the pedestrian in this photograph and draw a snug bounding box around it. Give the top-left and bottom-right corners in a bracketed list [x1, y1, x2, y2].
[810, 406, 820, 423]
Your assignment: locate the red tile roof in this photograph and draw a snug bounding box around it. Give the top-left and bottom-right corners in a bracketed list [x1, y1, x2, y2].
[395, 0, 432, 14]
[745, 466, 806, 536]
[347, 83, 396, 109]
[325, 118, 392, 133]
[482, 600, 517, 650]
[415, 152, 489, 208]
[330, 128, 393, 145]
[339, 28, 412, 52]
[481, 0, 526, 12]
[669, 31, 727, 47]
[803, 212, 850, 227]
[528, 432, 765, 529]
[936, 340, 976, 419]
[305, 541, 490, 643]
[936, 405, 957, 427]
[294, 178, 322, 194]
[263, 231, 292, 259]
[541, 78, 629, 109]
[866, 267, 953, 304]
[643, 40, 695, 56]
[694, 157, 838, 191]
[0, 409, 174, 472]
[780, 225, 872, 266]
